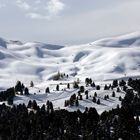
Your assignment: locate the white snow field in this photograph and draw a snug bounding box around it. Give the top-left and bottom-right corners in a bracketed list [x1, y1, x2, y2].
[0, 32, 140, 113]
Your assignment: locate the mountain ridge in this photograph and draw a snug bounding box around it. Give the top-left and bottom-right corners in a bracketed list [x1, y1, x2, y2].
[0, 32, 140, 89]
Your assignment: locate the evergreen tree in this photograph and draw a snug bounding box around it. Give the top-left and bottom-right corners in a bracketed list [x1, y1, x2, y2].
[85, 78, 89, 86]
[112, 80, 118, 88]
[106, 95, 109, 99]
[27, 100, 32, 108]
[123, 85, 127, 92]
[75, 99, 79, 106]
[41, 104, 45, 112]
[15, 81, 23, 94]
[85, 90, 88, 95]
[56, 84, 59, 91]
[104, 95, 107, 100]
[30, 81, 34, 87]
[96, 85, 100, 90]
[66, 74, 69, 78]
[46, 100, 50, 112]
[53, 71, 61, 80]
[97, 99, 100, 104]
[49, 102, 54, 113]
[45, 87, 50, 93]
[32, 100, 37, 110]
[46, 100, 50, 106]
[24, 87, 29, 95]
[117, 87, 120, 92]
[93, 96, 96, 103]
[86, 94, 88, 99]
[91, 82, 95, 87]
[119, 96, 122, 101]
[89, 78, 92, 85]
[7, 96, 13, 105]
[112, 91, 115, 97]
[67, 83, 70, 89]
[80, 86, 85, 93]
[70, 97, 74, 106]
[94, 92, 97, 97]
[21, 83, 25, 90]
[104, 84, 108, 90]
[119, 80, 126, 87]
[79, 95, 83, 100]
[78, 90, 81, 96]
[136, 116, 140, 126]
[64, 100, 68, 107]
[73, 81, 79, 89]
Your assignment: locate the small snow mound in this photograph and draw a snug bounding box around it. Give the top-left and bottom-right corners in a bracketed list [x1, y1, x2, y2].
[0, 38, 7, 48]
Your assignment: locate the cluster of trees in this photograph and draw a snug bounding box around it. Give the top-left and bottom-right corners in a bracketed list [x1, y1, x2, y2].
[15, 81, 29, 95]
[93, 96, 100, 105]
[0, 81, 31, 105]
[85, 78, 96, 87]
[104, 95, 109, 100]
[0, 78, 140, 139]
[122, 78, 140, 116]
[53, 71, 69, 80]
[0, 88, 15, 105]
[0, 94, 139, 140]
[64, 94, 79, 107]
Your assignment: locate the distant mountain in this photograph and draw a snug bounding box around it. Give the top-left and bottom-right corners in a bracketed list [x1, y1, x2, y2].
[93, 32, 140, 47]
[0, 32, 140, 88]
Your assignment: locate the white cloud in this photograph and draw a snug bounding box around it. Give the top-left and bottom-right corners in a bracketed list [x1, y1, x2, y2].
[35, 0, 41, 4]
[46, 0, 65, 15]
[16, 0, 31, 11]
[27, 13, 41, 19]
[0, 3, 6, 8]
[27, 12, 49, 20]
[14, 0, 65, 20]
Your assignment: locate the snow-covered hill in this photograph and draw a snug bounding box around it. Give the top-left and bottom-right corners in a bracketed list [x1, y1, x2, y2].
[1, 32, 140, 113]
[1, 32, 140, 89]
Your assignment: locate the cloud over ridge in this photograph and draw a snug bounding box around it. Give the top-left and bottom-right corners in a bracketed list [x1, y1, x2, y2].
[15, 0, 65, 19]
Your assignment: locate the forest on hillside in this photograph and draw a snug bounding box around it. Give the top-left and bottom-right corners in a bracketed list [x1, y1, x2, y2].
[0, 78, 140, 140]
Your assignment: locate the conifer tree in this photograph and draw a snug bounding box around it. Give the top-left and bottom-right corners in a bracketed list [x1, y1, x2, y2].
[45, 87, 50, 93]
[75, 99, 79, 106]
[27, 100, 32, 108]
[30, 81, 34, 87]
[80, 86, 85, 93]
[24, 87, 29, 95]
[56, 84, 59, 91]
[93, 96, 96, 103]
[15, 81, 23, 94]
[112, 91, 115, 97]
[97, 99, 100, 104]
[67, 83, 70, 89]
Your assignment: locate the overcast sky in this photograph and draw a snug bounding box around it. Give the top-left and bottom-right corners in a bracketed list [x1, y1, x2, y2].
[0, 0, 140, 45]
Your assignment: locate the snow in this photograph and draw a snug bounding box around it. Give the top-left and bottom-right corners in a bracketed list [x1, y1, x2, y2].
[0, 32, 140, 113]
[13, 80, 125, 114]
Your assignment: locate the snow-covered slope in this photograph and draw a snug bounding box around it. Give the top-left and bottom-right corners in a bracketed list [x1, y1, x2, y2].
[1, 32, 140, 113]
[0, 32, 140, 89]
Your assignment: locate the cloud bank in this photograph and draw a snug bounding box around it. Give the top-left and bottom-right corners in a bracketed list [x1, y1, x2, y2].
[15, 0, 65, 19]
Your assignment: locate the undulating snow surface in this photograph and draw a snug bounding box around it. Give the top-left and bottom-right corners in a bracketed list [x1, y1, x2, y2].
[0, 32, 140, 113]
